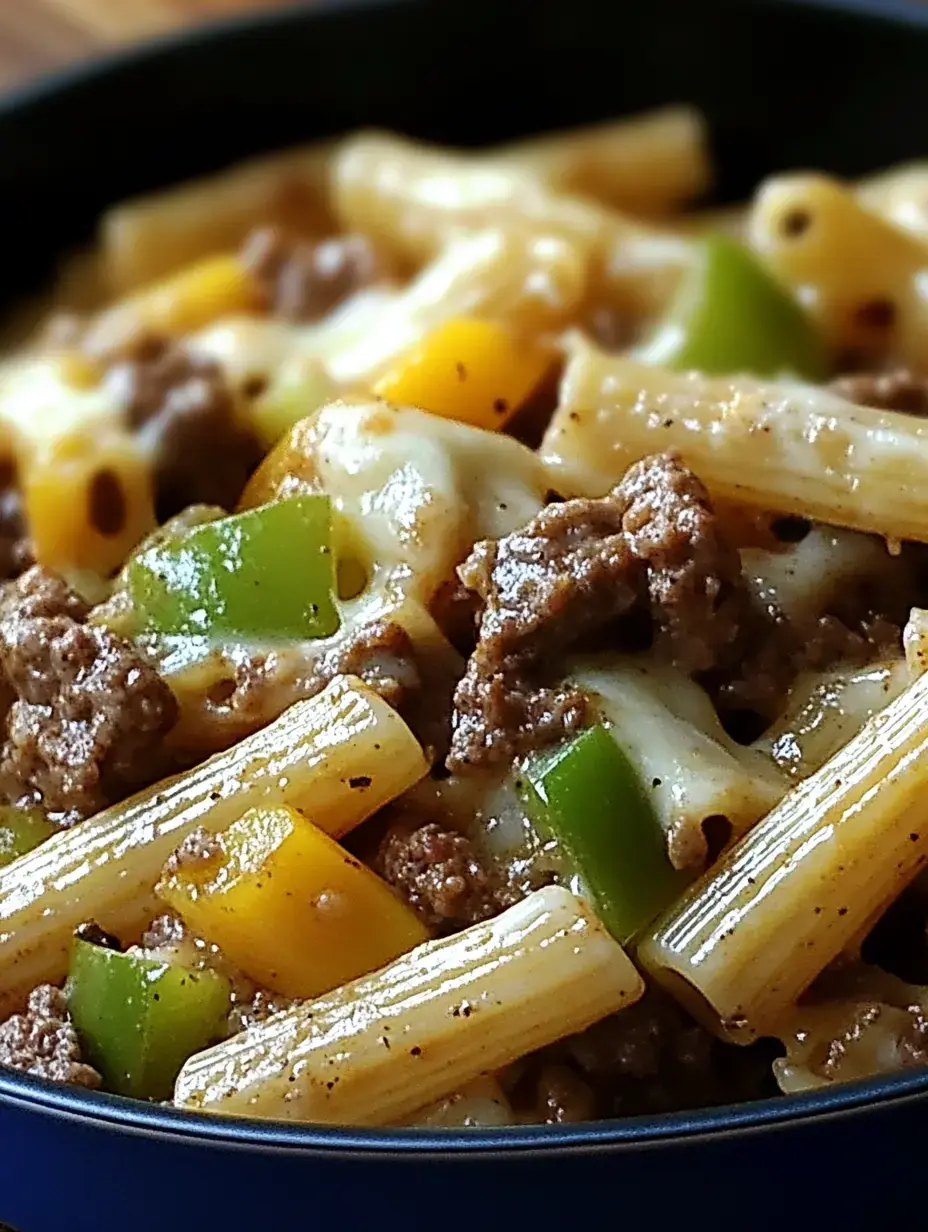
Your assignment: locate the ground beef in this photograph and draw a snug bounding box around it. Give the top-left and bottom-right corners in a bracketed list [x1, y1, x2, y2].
[376, 820, 514, 932]
[106, 337, 260, 519]
[0, 984, 100, 1088]
[715, 595, 902, 723]
[0, 566, 177, 822]
[511, 988, 776, 1121]
[241, 226, 385, 323]
[315, 620, 422, 711]
[448, 452, 747, 772]
[227, 988, 296, 1035]
[830, 368, 928, 414]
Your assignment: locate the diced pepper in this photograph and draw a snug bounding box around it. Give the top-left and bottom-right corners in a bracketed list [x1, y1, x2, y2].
[0, 806, 56, 868]
[373, 317, 552, 429]
[127, 494, 339, 640]
[637, 233, 828, 380]
[519, 724, 685, 943]
[67, 939, 231, 1100]
[156, 804, 429, 999]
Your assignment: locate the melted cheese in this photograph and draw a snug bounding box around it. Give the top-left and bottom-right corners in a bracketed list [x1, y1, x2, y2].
[301, 399, 549, 602]
[570, 654, 786, 868]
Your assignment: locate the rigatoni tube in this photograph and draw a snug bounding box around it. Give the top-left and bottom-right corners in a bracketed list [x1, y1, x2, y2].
[541, 339, 928, 543]
[173, 886, 643, 1125]
[638, 670, 928, 1042]
[0, 676, 428, 1018]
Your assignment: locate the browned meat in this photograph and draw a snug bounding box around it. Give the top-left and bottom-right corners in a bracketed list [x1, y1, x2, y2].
[241, 227, 385, 323]
[513, 988, 775, 1120]
[106, 338, 260, 518]
[830, 368, 928, 414]
[531, 1063, 597, 1124]
[0, 565, 88, 623]
[0, 984, 100, 1088]
[227, 988, 297, 1035]
[717, 595, 902, 721]
[448, 452, 746, 771]
[0, 566, 177, 822]
[376, 820, 514, 933]
[315, 619, 422, 711]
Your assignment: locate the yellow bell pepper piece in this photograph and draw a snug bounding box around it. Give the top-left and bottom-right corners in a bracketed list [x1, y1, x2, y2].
[373, 317, 552, 429]
[157, 805, 429, 1000]
[83, 255, 263, 359]
[24, 437, 156, 576]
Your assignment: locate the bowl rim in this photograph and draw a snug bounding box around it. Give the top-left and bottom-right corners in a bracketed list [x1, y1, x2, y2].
[2, 0, 928, 1155]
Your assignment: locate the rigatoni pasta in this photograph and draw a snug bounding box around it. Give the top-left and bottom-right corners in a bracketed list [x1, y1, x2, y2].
[173, 886, 643, 1124]
[4, 105, 928, 1129]
[639, 670, 928, 1041]
[542, 339, 928, 542]
[0, 677, 428, 1017]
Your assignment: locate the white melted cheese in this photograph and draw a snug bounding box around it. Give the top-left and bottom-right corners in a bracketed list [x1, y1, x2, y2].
[301, 399, 549, 602]
[570, 653, 786, 868]
[741, 525, 900, 626]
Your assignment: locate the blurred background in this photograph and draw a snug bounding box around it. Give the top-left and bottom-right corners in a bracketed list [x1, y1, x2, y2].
[4, 0, 925, 95]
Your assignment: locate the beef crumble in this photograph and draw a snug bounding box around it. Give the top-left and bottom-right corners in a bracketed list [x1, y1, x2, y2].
[240, 227, 385, 323]
[448, 453, 747, 772]
[830, 368, 928, 415]
[511, 988, 776, 1122]
[106, 337, 261, 519]
[0, 984, 100, 1088]
[716, 608, 902, 722]
[376, 820, 515, 932]
[0, 566, 178, 823]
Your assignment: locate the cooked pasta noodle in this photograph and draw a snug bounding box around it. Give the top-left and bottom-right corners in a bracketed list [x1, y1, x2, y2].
[0, 677, 427, 1017]
[748, 173, 928, 368]
[639, 670, 928, 1041]
[173, 886, 643, 1124]
[100, 142, 337, 293]
[542, 340, 928, 541]
[4, 104, 928, 1125]
[490, 106, 710, 216]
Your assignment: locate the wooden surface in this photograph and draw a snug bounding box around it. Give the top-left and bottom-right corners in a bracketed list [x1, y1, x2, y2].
[0, 0, 301, 92]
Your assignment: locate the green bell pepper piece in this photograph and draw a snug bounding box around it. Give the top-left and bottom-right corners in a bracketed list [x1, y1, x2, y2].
[67, 940, 232, 1100]
[519, 724, 685, 943]
[638, 233, 828, 380]
[0, 806, 56, 868]
[127, 494, 339, 641]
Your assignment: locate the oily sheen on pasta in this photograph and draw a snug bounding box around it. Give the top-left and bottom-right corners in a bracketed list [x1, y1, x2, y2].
[1, 106, 928, 1127]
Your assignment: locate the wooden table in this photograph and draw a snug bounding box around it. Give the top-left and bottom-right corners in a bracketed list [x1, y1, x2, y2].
[0, 0, 300, 92]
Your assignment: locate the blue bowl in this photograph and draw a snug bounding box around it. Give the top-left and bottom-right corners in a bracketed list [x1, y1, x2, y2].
[2, 0, 928, 1227]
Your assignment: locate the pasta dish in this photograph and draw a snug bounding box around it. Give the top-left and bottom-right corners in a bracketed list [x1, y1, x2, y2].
[1, 107, 927, 1127]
